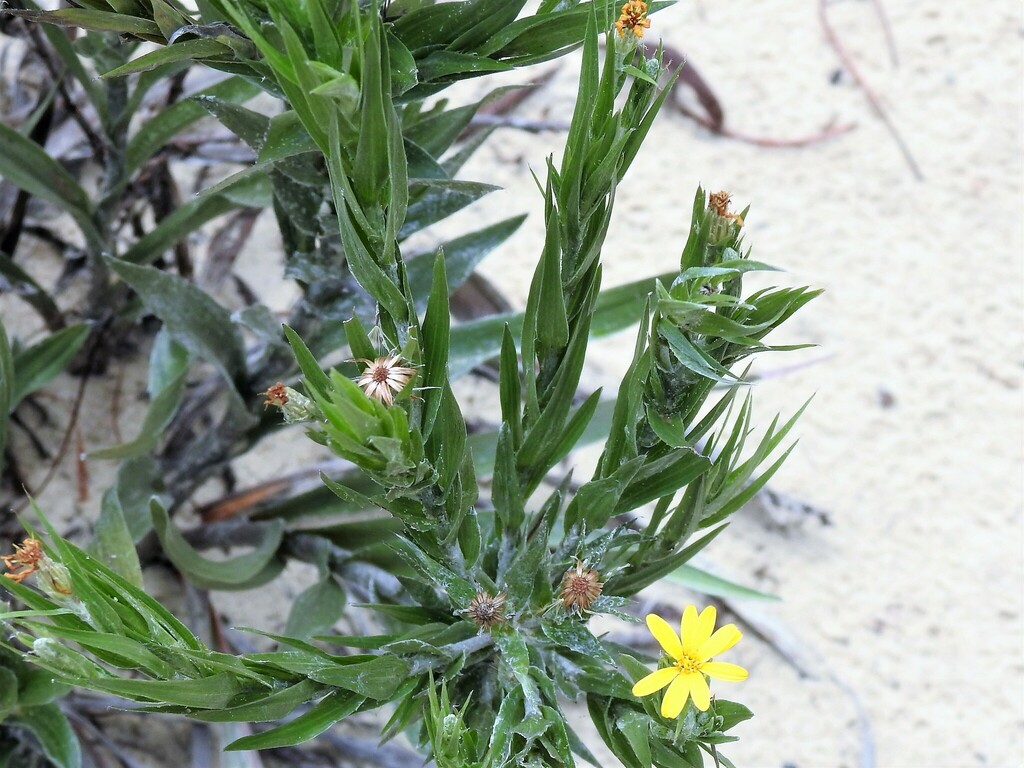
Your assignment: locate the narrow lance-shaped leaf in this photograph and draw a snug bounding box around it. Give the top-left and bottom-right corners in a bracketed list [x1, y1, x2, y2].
[420, 250, 450, 437]
[0, 319, 13, 477]
[150, 501, 284, 590]
[226, 690, 364, 751]
[8, 703, 82, 768]
[0, 122, 101, 251]
[105, 257, 246, 385]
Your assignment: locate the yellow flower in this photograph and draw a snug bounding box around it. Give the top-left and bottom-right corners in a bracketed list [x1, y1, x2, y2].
[631, 606, 748, 717]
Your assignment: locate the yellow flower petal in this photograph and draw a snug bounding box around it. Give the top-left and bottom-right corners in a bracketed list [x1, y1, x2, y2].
[695, 605, 717, 649]
[680, 605, 700, 650]
[646, 614, 683, 660]
[688, 672, 711, 711]
[631, 666, 678, 697]
[696, 623, 742, 662]
[701, 661, 748, 682]
[660, 673, 691, 718]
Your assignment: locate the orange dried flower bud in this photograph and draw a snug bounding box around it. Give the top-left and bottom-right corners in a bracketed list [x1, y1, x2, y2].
[615, 1, 651, 38]
[2, 538, 44, 583]
[709, 190, 745, 226]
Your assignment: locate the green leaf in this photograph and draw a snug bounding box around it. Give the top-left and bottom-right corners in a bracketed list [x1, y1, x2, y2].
[124, 77, 261, 178]
[406, 215, 527, 306]
[0, 250, 62, 327]
[616, 450, 712, 513]
[260, 111, 319, 163]
[668, 565, 779, 602]
[0, 122, 100, 251]
[415, 50, 513, 82]
[189, 679, 322, 723]
[284, 577, 347, 639]
[16, 669, 70, 708]
[102, 39, 233, 78]
[616, 710, 652, 767]
[22, 623, 175, 677]
[225, 690, 363, 751]
[0, 667, 16, 721]
[105, 257, 246, 384]
[713, 699, 754, 731]
[150, 501, 284, 590]
[541, 619, 613, 664]
[390, 536, 476, 607]
[283, 325, 332, 397]
[147, 329, 190, 397]
[420, 251, 450, 437]
[4, 7, 161, 38]
[304, 654, 409, 700]
[111, 456, 167, 541]
[400, 180, 499, 239]
[608, 525, 729, 597]
[353, 20, 392, 209]
[91, 490, 145, 588]
[10, 703, 81, 768]
[88, 673, 244, 710]
[534, 202, 568, 355]
[0, 320, 12, 477]
[9, 324, 90, 406]
[119, 193, 242, 267]
[195, 95, 270, 149]
[493, 626, 540, 716]
[87, 367, 186, 460]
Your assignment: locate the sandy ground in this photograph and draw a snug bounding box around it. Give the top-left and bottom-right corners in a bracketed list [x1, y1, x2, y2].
[456, 2, 1024, 765]
[3, 1, 1023, 767]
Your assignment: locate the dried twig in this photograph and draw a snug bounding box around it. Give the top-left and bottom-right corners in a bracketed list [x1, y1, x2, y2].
[11, 318, 108, 514]
[676, 105, 855, 148]
[74, 428, 88, 502]
[819, 0, 923, 179]
[652, 40, 856, 148]
[869, 0, 899, 67]
[468, 113, 570, 133]
[66, 707, 154, 768]
[459, 66, 559, 140]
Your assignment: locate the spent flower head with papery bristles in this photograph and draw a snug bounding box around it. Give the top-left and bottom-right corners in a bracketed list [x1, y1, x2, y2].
[559, 560, 603, 613]
[464, 590, 507, 631]
[354, 354, 417, 406]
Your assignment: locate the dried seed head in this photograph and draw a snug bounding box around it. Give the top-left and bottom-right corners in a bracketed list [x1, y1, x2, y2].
[709, 190, 744, 227]
[263, 383, 289, 408]
[2, 538, 44, 583]
[355, 355, 417, 406]
[559, 561, 603, 613]
[263, 383, 318, 423]
[615, 1, 651, 38]
[465, 591, 507, 630]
